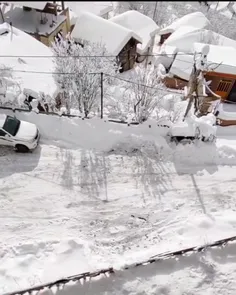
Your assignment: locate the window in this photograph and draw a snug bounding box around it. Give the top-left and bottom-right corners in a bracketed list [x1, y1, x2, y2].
[0, 129, 6, 137]
[3, 116, 20, 136]
[216, 80, 232, 92]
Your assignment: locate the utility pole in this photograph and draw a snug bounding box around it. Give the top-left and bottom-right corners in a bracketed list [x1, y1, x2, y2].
[0, 6, 4, 24]
[152, 1, 158, 22]
[100, 72, 103, 119]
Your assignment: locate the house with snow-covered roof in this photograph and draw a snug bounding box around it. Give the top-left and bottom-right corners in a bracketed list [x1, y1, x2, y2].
[0, 22, 58, 109]
[109, 10, 159, 63]
[71, 11, 142, 72]
[165, 42, 236, 105]
[0, 1, 71, 47]
[159, 12, 210, 45]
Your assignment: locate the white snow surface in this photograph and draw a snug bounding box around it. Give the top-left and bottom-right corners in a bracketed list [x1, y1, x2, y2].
[1, 109, 236, 294]
[109, 10, 159, 54]
[216, 102, 236, 121]
[71, 11, 142, 56]
[0, 23, 58, 100]
[170, 42, 236, 81]
[2, 3, 66, 35]
[0, 114, 6, 128]
[164, 26, 236, 53]
[65, 1, 113, 18]
[159, 12, 210, 35]
[169, 52, 193, 81]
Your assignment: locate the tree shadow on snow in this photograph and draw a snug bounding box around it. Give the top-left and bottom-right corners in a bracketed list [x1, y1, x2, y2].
[42, 243, 236, 295]
[106, 143, 173, 204]
[78, 149, 110, 202]
[0, 145, 42, 179]
[171, 140, 236, 175]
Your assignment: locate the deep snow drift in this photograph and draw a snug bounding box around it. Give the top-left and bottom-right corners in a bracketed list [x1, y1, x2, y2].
[1, 110, 236, 294]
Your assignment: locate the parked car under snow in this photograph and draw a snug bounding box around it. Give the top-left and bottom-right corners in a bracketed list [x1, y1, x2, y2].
[169, 114, 217, 143]
[157, 100, 217, 143]
[0, 114, 40, 152]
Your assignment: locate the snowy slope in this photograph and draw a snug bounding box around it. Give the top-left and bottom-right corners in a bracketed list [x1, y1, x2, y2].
[1, 110, 236, 293]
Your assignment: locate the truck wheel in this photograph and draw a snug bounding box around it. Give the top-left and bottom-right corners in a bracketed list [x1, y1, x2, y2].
[15, 144, 29, 153]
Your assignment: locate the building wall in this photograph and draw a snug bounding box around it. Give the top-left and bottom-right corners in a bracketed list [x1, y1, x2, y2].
[118, 38, 138, 72]
[205, 72, 236, 100]
[163, 76, 188, 90]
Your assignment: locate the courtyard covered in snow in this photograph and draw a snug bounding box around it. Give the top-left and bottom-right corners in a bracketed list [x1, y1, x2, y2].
[1, 109, 236, 294]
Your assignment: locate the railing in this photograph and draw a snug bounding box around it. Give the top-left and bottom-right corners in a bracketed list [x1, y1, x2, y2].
[4, 235, 236, 295]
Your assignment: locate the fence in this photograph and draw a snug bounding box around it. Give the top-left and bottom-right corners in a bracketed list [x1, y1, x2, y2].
[4, 235, 236, 295]
[0, 69, 183, 124]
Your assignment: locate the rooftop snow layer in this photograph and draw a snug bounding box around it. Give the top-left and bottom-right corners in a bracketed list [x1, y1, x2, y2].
[0, 114, 6, 128]
[1, 3, 66, 35]
[0, 23, 58, 100]
[194, 42, 236, 76]
[3, 1, 48, 10]
[164, 26, 236, 52]
[109, 10, 159, 54]
[169, 52, 193, 81]
[71, 11, 142, 56]
[169, 42, 236, 81]
[159, 12, 210, 35]
[65, 1, 113, 18]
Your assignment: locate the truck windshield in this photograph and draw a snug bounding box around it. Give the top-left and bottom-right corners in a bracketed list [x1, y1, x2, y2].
[3, 116, 21, 136]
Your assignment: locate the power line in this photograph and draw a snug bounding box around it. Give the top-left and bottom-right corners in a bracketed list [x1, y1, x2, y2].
[0, 52, 196, 58]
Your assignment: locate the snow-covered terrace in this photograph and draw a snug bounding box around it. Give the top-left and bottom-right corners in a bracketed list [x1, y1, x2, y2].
[159, 11, 210, 35]
[0, 23, 58, 100]
[71, 11, 142, 56]
[109, 10, 159, 54]
[169, 42, 236, 81]
[1, 2, 66, 36]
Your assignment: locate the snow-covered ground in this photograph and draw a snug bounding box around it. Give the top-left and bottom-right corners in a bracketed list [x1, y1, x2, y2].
[1, 110, 236, 294]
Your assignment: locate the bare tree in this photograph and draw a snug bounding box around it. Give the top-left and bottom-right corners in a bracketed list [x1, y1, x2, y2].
[124, 65, 166, 123]
[52, 37, 118, 117]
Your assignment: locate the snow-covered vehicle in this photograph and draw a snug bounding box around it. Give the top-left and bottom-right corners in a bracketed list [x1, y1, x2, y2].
[0, 114, 40, 152]
[157, 100, 217, 143]
[169, 115, 216, 143]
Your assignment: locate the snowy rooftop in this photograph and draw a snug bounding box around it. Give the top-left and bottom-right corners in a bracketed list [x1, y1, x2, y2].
[1, 2, 66, 36]
[0, 23, 58, 99]
[194, 42, 236, 76]
[71, 11, 142, 56]
[169, 52, 194, 81]
[109, 10, 159, 54]
[0, 114, 6, 128]
[65, 1, 113, 17]
[169, 42, 236, 81]
[159, 12, 210, 35]
[164, 26, 236, 53]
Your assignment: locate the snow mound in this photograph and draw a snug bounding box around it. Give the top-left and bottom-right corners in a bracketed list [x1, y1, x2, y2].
[160, 12, 210, 35]
[106, 134, 171, 159]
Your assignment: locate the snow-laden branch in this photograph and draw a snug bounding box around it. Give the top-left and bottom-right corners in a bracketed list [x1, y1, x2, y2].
[52, 37, 118, 117]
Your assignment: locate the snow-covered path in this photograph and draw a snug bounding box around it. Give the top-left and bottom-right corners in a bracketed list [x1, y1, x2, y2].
[1, 135, 236, 293]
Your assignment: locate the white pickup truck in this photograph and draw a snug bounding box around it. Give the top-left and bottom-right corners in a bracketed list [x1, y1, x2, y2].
[0, 114, 40, 152]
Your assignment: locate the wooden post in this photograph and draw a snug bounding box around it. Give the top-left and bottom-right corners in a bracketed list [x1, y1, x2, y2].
[101, 72, 103, 119]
